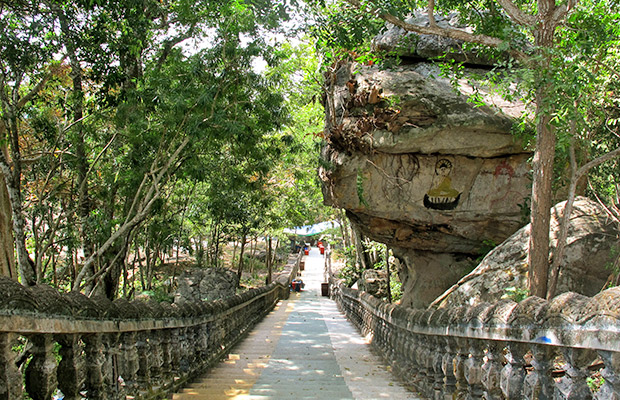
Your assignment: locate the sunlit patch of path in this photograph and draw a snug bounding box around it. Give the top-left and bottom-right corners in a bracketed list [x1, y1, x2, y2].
[173, 248, 422, 399]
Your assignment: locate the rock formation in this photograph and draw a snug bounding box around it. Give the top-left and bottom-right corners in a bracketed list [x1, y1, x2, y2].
[358, 269, 389, 299]
[320, 18, 532, 308]
[174, 268, 238, 304]
[432, 197, 619, 308]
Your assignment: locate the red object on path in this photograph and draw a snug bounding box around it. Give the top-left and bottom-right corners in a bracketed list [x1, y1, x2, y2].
[304, 249, 309, 255]
[319, 246, 325, 255]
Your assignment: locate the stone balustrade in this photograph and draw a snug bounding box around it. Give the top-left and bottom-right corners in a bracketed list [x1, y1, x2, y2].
[0, 252, 301, 400]
[327, 254, 620, 399]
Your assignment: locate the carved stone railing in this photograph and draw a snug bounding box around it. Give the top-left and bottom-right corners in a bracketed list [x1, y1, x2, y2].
[326, 253, 620, 399]
[0, 252, 301, 400]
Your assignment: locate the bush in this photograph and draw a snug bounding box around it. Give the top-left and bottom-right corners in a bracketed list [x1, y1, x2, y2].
[389, 271, 402, 303]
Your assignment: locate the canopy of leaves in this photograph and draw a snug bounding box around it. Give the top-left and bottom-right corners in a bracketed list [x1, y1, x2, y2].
[1, 0, 334, 295]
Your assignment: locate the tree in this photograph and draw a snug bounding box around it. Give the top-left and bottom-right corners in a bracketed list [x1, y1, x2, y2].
[307, 0, 620, 298]
[1, 0, 293, 296]
[544, 6, 620, 297]
[0, 1, 60, 285]
[262, 41, 337, 228]
[0, 179, 15, 279]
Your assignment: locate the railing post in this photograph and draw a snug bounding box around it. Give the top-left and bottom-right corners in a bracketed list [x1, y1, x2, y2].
[414, 334, 431, 394]
[177, 327, 192, 372]
[0, 333, 23, 399]
[56, 334, 84, 400]
[196, 324, 209, 361]
[106, 333, 124, 399]
[500, 343, 527, 399]
[148, 330, 163, 386]
[595, 350, 620, 400]
[393, 325, 410, 379]
[453, 337, 469, 399]
[119, 331, 140, 395]
[429, 335, 446, 399]
[440, 336, 457, 399]
[136, 331, 152, 389]
[24, 334, 58, 400]
[464, 338, 485, 399]
[523, 344, 554, 400]
[556, 347, 596, 399]
[83, 333, 108, 400]
[185, 326, 198, 369]
[405, 312, 422, 383]
[481, 341, 504, 400]
[160, 329, 173, 376]
[169, 328, 182, 374]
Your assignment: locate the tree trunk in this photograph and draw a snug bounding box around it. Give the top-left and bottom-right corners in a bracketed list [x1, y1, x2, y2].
[385, 245, 391, 303]
[95, 233, 133, 299]
[528, 107, 555, 298]
[213, 226, 221, 268]
[250, 237, 257, 274]
[197, 235, 205, 267]
[266, 236, 272, 285]
[351, 223, 370, 270]
[237, 232, 247, 286]
[0, 107, 35, 285]
[528, 21, 557, 299]
[270, 237, 280, 267]
[338, 210, 352, 249]
[547, 140, 620, 299]
[231, 240, 238, 269]
[57, 8, 95, 290]
[0, 174, 15, 280]
[5, 152, 35, 285]
[142, 239, 150, 290]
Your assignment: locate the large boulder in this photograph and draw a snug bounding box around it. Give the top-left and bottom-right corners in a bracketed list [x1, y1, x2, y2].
[432, 198, 619, 308]
[320, 58, 530, 308]
[320, 14, 540, 308]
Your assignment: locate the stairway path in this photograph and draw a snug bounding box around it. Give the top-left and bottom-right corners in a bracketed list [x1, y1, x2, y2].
[172, 247, 422, 400]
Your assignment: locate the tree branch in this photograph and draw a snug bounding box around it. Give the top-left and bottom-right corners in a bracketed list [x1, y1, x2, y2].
[547, 138, 620, 299]
[552, 0, 578, 22]
[16, 60, 66, 109]
[344, 0, 530, 62]
[73, 135, 191, 292]
[575, 145, 620, 180]
[496, 0, 536, 26]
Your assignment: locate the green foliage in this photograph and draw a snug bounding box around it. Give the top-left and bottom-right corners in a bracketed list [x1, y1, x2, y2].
[605, 245, 620, 289]
[338, 261, 360, 287]
[0, 0, 307, 293]
[389, 270, 402, 303]
[138, 288, 174, 303]
[502, 286, 530, 302]
[305, 0, 385, 63]
[338, 245, 360, 287]
[587, 375, 605, 393]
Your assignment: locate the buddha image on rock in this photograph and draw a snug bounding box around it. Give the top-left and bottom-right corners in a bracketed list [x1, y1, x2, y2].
[424, 158, 461, 210]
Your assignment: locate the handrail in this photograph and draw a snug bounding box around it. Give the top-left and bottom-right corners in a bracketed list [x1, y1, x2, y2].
[0, 251, 303, 400]
[326, 249, 620, 399]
